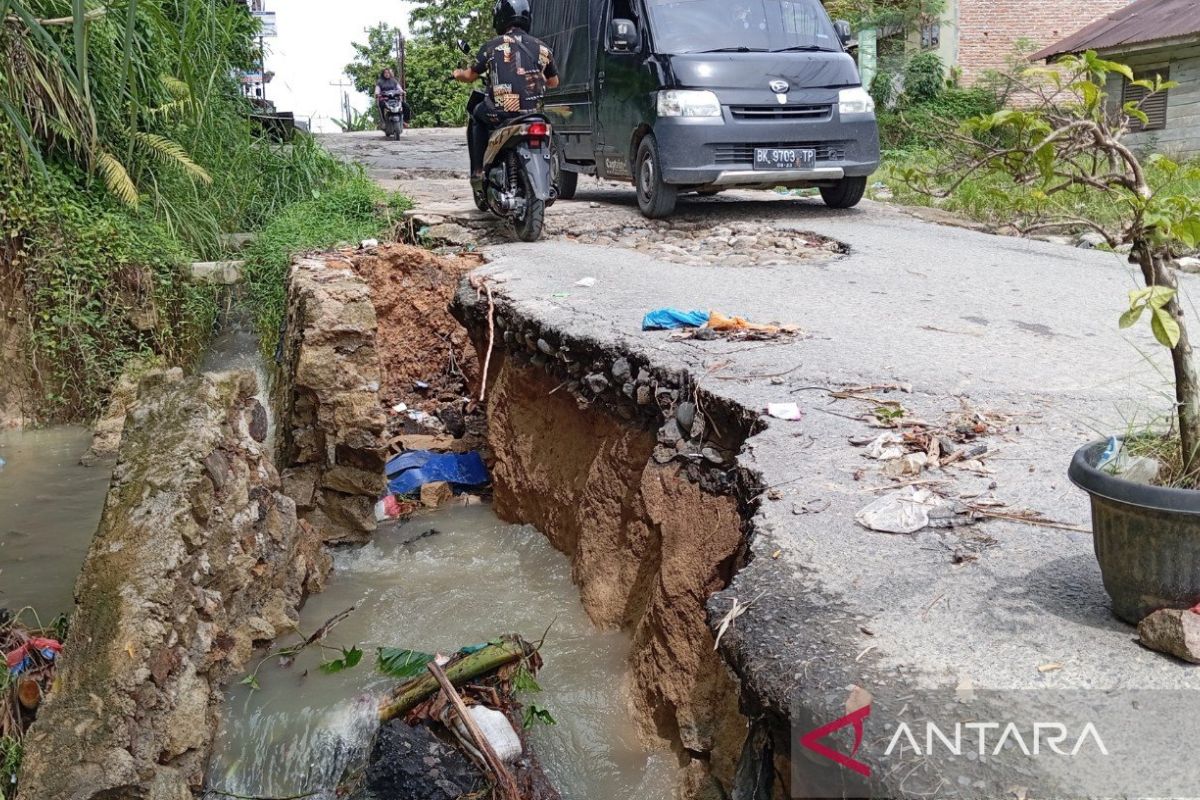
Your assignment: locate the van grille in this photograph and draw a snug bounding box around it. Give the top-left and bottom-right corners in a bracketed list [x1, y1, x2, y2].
[729, 104, 832, 121]
[714, 142, 847, 164]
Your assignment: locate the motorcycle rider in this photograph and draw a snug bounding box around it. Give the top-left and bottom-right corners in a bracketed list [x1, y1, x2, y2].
[374, 68, 410, 128]
[451, 0, 559, 180]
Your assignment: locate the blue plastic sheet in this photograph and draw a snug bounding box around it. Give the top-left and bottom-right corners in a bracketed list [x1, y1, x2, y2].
[386, 450, 489, 496]
[642, 308, 709, 331]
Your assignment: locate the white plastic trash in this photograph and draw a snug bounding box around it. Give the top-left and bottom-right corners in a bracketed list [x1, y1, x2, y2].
[451, 706, 523, 764]
[766, 402, 803, 421]
[855, 487, 945, 534]
[864, 432, 905, 461]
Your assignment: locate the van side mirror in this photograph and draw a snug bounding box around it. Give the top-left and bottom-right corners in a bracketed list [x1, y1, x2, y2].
[609, 18, 640, 53]
[458, 40, 471, 55]
[833, 19, 852, 47]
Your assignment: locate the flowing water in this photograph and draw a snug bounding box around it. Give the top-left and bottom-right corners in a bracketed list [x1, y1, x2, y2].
[201, 297, 275, 453]
[0, 427, 113, 618]
[205, 505, 680, 800]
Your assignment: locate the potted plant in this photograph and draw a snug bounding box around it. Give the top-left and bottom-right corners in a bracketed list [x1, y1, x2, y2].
[904, 52, 1200, 624]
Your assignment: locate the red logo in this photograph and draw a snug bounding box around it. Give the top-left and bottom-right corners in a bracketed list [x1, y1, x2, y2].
[799, 704, 872, 777]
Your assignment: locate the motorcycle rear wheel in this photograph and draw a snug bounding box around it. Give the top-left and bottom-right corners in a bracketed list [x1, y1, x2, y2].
[514, 173, 545, 242]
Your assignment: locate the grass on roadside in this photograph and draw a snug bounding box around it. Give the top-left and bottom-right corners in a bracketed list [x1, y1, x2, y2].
[241, 174, 413, 356]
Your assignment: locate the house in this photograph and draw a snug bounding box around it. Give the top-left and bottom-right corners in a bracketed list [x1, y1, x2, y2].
[1031, 0, 1200, 158]
[855, 0, 1131, 88]
[945, 0, 1131, 83]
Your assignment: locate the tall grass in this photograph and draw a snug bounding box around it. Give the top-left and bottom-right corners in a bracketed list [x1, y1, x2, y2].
[1, 1, 367, 419]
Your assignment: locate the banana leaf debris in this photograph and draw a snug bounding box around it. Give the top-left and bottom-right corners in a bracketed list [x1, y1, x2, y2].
[361, 635, 561, 800]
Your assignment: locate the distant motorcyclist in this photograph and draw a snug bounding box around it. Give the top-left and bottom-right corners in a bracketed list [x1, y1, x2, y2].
[451, 0, 560, 179]
[375, 68, 410, 127]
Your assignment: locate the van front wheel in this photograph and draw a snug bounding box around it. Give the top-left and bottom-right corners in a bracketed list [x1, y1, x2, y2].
[635, 137, 677, 219]
[819, 176, 867, 209]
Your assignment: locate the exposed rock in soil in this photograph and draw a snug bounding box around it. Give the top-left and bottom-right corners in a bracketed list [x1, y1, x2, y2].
[339, 243, 481, 410]
[19, 370, 329, 800]
[275, 256, 388, 543]
[366, 721, 485, 800]
[1139, 608, 1200, 663]
[335, 243, 488, 458]
[0, 272, 32, 429]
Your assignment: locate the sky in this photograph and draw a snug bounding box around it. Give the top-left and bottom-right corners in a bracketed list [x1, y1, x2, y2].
[264, 1, 415, 133]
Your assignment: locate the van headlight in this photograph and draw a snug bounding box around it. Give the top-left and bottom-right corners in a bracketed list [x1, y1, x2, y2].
[657, 90, 723, 119]
[838, 86, 875, 115]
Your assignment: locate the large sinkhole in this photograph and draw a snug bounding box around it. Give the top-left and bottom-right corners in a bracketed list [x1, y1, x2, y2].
[251, 243, 760, 799]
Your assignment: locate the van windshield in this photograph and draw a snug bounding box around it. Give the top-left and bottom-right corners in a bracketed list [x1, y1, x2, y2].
[646, 0, 841, 55]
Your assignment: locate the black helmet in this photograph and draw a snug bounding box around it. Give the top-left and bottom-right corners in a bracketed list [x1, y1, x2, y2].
[492, 0, 532, 34]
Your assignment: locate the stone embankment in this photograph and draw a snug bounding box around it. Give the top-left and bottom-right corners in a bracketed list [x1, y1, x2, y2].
[19, 370, 329, 800]
[275, 256, 387, 543]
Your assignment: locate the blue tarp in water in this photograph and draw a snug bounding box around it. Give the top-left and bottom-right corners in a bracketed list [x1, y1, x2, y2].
[385, 450, 489, 496]
[641, 308, 710, 330]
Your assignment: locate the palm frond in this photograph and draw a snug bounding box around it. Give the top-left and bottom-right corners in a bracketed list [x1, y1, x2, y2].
[131, 130, 212, 184]
[142, 97, 196, 120]
[160, 74, 190, 99]
[96, 149, 138, 207]
[0, 94, 46, 175]
[2, 7, 99, 162]
[71, 0, 88, 103]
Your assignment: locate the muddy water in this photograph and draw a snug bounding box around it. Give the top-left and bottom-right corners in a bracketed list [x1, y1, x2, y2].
[0, 427, 112, 617]
[206, 505, 679, 800]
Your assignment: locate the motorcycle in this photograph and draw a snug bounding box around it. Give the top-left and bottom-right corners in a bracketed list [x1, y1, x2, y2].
[381, 89, 405, 140]
[466, 88, 556, 242]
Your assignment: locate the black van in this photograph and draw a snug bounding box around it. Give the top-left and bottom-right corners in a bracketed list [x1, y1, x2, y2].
[531, 0, 880, 218]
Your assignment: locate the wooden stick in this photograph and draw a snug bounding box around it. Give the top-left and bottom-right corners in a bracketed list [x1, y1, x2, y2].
[427, 661, 521, 800]
[475, 278, 495, 403]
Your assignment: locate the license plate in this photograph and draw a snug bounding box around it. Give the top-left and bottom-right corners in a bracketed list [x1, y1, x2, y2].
[754, 148, 816, 170]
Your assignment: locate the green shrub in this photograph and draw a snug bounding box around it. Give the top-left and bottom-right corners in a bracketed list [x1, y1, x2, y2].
[869, 70, 896, 110]
[903, 52, 944, 103]
[1, 0, 369, 421]
[879, 87, 999, 152]
[16, 164, 218, 420]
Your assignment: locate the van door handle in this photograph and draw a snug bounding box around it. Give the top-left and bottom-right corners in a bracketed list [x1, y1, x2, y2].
[598, 70, 605, 86]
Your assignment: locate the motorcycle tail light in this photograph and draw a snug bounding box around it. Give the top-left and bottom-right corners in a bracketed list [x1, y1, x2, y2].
[527, 121, 548, 148]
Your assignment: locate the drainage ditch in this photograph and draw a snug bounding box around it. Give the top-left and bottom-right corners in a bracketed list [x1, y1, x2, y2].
[9, 241, 771, 800]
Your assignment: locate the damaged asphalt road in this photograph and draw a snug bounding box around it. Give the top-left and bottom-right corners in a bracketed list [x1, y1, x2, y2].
[323, 129, 1200, 796]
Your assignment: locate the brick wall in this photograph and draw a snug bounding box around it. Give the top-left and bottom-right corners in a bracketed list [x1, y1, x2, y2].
[955, 0, 1131, 84]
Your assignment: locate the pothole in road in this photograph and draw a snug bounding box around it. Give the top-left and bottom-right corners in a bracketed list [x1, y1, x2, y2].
[392, 168, 468, 181]
[552, 217, 846, 267]
[412, 204, 847, 267]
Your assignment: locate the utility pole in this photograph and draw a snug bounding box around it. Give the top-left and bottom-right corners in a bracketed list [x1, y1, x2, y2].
[329, 79, 354, 128]
[396, 31, 406, 91]
[258, 34, 266, 101]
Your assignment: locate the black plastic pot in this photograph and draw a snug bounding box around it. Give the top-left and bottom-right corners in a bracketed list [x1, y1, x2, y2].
[1069, 439, 1200, 624]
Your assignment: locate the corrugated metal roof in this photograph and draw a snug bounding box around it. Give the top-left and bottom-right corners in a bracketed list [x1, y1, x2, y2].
[1031, 0, 1200, 61]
